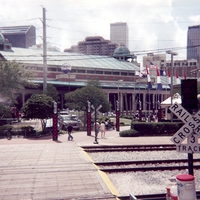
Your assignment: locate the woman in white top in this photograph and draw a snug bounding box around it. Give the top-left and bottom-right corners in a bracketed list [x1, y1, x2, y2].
[100, 121, 106, 139]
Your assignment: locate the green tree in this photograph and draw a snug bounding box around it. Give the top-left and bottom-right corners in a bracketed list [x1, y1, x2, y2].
[64, 80, 111, 126]
[43, 84, 59, 101]
[0, 61, 35, 102]
[0, 103, 12, 118]
[65, 80, 111, 112]
[21, 94, 54, 130]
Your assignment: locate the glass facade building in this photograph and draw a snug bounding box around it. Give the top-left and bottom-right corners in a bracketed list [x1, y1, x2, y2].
[187, 25, 200, 64]
[110, 22, 129, 48]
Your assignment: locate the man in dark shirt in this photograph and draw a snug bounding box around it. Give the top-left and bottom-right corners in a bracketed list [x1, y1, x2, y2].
[67, 123, 73, 141]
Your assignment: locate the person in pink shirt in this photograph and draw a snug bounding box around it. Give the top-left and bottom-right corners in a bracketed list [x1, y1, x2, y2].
[100, 121, 106, 139]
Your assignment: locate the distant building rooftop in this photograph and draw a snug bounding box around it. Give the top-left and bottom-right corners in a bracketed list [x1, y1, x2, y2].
[0, 47, 140, 72]
[0, 25, 33, 34]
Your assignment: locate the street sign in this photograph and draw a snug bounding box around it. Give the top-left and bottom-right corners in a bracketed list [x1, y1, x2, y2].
[177, 133, 200, 153]
[169, 102, 192, 123]
[91, 104, 102, 117]
[169, 103, 200, 145]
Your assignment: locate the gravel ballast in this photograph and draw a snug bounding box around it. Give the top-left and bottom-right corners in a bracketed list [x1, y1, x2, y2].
[88, 151, 200, 196]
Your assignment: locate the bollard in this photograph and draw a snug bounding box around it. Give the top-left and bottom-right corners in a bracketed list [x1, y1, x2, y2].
[176, 174, 196, 200]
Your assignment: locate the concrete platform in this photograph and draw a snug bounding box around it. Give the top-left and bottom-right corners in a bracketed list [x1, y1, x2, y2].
[0, 126, 173, 200]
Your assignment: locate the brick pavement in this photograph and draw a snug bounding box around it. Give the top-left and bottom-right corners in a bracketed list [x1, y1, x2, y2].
[0, 125, 173, 200]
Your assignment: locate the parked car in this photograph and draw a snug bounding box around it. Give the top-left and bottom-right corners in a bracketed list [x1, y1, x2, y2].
[45, 118, 61, 132]
[58, 115, 82, 131]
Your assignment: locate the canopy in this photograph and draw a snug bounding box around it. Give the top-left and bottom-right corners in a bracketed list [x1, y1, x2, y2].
[161, 93, 182, 106]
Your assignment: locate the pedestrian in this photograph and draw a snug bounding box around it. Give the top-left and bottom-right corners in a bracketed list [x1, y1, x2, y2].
[67, 123, 73, 141]
[93, 121, 100, 136]
[100, 121, 106, 139]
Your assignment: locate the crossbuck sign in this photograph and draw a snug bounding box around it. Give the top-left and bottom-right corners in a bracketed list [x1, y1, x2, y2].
[169, 102, 200, 153]
[91, 104, 102, 117]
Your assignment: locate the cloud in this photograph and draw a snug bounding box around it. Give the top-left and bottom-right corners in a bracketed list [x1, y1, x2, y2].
[0, 0, 199, 65]
[188, 15, 200, 23]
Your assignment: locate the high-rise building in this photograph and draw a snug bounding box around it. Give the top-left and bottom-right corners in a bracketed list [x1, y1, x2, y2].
[110, 22, 129, 48]
[64, 36, 118, 56]
[0, 25, 36, 48]
[187, 25, 200, 64]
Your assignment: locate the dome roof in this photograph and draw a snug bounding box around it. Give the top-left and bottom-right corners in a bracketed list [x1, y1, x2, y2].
[113, 44, 131, 58]
[0, 33, 5, 43]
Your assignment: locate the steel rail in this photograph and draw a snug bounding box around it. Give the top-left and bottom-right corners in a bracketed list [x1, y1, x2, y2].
[95, 159, 200, 173]
[82, 144, 176, 152]
[100, 165, 200, 172]
[118, 191, 200, 200]
[94, 158, 200, 166]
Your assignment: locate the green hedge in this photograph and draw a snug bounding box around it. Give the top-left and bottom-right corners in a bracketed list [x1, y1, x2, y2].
[119, 122, 184, 137]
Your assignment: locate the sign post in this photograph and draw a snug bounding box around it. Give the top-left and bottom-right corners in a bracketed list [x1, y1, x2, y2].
[87, 101, 91, 136]
[52, 101, 58, 141]
[169, 102, 200, 175]
[116, 100, 120, 131]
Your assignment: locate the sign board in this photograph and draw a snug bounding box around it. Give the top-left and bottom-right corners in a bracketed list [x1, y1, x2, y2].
[169, 103, 200, 145]
[169, 103, 192, 123]
[177, 133, 200, 153]
[169, 102, 200, 153]
[91, 105, 102, 117]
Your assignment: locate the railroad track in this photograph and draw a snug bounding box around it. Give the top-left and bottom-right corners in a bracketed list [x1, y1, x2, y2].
[94, 158, 200, 172]
[82, 144, 176, 152]
[82, 145, 200, 199]
[118, 191, 200, 200]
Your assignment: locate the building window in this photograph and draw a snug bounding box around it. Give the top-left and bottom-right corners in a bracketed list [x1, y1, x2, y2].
[129, 72, 135, 76]
[105, 71, 112, 75]
[71, 69, 76, 73]
[48, 67, 57, 72]
[96, 70, 103, 74]
[121, 72, 127, 76]
[166, 63, 171, 67]
[113, 71, 120, 75]
[87, 70, 95, 74]
[77, 69, 86, 73]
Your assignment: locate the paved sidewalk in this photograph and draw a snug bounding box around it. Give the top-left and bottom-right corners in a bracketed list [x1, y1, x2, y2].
[0, 126, 173, 200]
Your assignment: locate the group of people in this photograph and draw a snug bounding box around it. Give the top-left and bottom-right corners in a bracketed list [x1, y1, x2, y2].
[93, 120, 115, 139]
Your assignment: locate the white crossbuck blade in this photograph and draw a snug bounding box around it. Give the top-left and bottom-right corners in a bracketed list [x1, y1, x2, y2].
[169, 102, 200, 153]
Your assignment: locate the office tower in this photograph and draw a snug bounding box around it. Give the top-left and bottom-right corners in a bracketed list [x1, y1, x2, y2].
[110, 22, 129, 48]
[0, 25, 36, 48]
[64, 36, 118, 56]
[187, 25, 200, 63]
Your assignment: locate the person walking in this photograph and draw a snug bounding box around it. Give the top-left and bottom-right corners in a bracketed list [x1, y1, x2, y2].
[100, 121, 106, 139]
[67, 123, 73, 141]
[93, 121, 100, 143]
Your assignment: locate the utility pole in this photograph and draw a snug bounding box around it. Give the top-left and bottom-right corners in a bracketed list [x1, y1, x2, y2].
[42, 7, 47, 92]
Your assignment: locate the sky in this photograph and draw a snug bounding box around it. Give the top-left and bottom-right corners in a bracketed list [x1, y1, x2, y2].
[0, 0, 200, 65]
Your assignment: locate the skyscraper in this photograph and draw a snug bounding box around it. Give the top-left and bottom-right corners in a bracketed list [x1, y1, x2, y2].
[187, 25, 200, 64]
[110, 22, 129, 48]
[0, 25, 36, 48]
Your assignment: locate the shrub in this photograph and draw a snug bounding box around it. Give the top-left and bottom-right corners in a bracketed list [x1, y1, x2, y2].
[119, 129, 139, 137]
[119, 122, 184, 137]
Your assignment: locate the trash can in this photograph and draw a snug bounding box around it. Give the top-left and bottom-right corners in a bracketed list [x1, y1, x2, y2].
[176, 174, 196, 200]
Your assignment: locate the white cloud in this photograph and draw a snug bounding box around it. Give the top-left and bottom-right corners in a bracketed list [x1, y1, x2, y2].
[188, 15, 200, 23]
[0, 0, 199, 65]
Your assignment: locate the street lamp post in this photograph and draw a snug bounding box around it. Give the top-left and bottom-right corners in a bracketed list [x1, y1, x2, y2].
[117, 80, 123, 114]
[117, 80, 123, 101]
[166, 50, 178, 122]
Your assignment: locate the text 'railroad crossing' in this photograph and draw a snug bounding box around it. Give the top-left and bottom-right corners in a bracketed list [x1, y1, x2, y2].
[169, 102, 200, 153]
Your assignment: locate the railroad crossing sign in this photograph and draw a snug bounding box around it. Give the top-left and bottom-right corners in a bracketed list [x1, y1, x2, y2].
[91, 104, 102, 117]
[169, 102, 200, 153]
